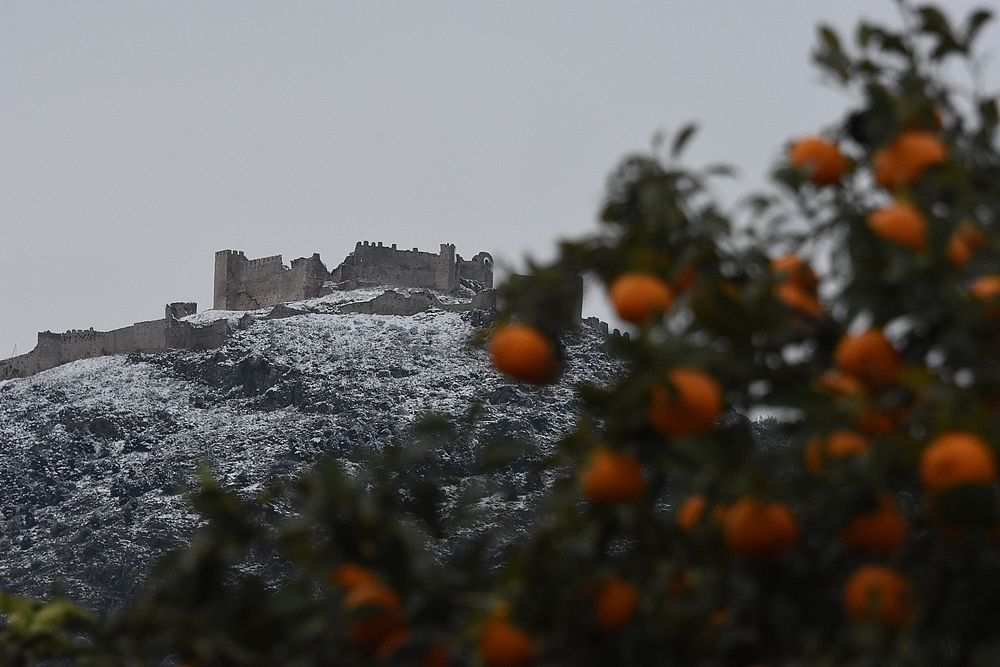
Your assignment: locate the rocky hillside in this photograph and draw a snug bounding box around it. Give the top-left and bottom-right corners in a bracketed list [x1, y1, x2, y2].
[0, 288, 621, 611]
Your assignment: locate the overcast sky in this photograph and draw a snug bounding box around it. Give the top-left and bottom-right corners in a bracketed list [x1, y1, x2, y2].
[2, 1, 998, 356]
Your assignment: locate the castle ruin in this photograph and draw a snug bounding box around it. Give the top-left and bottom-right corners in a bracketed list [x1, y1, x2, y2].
[1, 242, 497, 381]
[213, 242, 494, 310]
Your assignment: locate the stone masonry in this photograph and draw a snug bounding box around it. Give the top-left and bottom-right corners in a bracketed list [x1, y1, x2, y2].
[214, 242, 494, 311]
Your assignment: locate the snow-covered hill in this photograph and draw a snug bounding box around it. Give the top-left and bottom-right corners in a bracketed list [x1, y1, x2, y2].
[0, 289, 620, 610]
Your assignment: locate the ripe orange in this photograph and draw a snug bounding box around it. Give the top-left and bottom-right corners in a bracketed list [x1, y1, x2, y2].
[330, 563, 380, 590]
[342, 582, 407, 652]
[947, 222, 987, 268]
[833, 329, 902, 391]
[672, 262, 698, 292]
[919, 431, 998, 493]
[375, 628, 410, 660]
[972, 275, 1000, 301]
[648, 367, 725, 438]
[664, 566, 695, 597]
[478, 618, 534, 667]
[677, 494, 708, 531]
[804, 431, 871, 473]
[873, 130, 947, 190]
[581, 448, 646, 504]
[775, 283, 822, 316]
[867, 201, 927, 251]
[788, 137, 847, 186]
[815, 369, 866, 397]
[855, 407, 900, 436]
[609, 272, 674, 324]
[488, 323, 559, 385]
[723, 497, 799, 562]
[843, 565, 916, 630]
[422, 642, 451, 667]
[839, 493, 908, 555]
[771, 254, 820, 292]
[593, 576, 639, 632]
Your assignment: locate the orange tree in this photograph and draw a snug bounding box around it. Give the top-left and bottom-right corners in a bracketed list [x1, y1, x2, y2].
[3, 2, 1000, 666]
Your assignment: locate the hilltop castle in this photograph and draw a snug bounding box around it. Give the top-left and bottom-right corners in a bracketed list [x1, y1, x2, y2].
[214, 242, 494, 311]
[0, 242, 495, 381]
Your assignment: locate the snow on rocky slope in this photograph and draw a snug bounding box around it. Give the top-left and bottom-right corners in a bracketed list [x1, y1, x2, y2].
[0, 289, 621, 611]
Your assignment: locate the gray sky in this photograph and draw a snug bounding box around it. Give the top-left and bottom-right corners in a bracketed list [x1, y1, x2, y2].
[2, 1, 998, 356]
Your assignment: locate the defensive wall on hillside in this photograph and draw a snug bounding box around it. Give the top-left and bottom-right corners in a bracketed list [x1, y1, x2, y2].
[0, 303, 229, 382]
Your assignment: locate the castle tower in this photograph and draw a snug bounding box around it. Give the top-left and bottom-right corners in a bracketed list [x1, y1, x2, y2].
[214, 250, 247, 310]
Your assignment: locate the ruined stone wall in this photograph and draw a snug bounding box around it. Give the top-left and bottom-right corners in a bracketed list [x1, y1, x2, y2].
[0, 303, 230, 381]
[0, 351, 38, 381]
[330, 242, 457, 290]
[214, 250, 328, 310]
[456, 252, 494, 289]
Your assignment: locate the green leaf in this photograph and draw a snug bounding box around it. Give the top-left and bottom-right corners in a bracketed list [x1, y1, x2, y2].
[964, 9, 993, 47]
[820, 25, 842, 52]
[981, 98, 999, 129]
[671, 122, 699, 159]
[857, 23, 876, 48]
[813, 25, 852, 83]
[917, 6, 954, 40]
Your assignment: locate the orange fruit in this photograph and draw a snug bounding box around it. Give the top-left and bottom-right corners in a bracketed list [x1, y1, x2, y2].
[593, 576, 639, 632]
[581, 448, 646, 504]
[839, 493, 908, 555]
[488, 323, 559, 384]
[947, 222, 987, 268]
[677, 495, 708, 531]
[422, 642, 451, 667]
[833, 329, 902, 391]
[771, 254, 819, 292]
[664, 567, 695, 597]
[815, 369, 867, 397]
[648, 367, 725, 438]
[972, 275, 1000, 301]
[873, 130, 947, 190]
[375, 627, 410, 660]
[775, 282, 822, 316]
[855, 407, 900, 436]
[672, 262, 698, 292]
[804, 431, 871, 473]
[867, 201, 927, 251]
[330, 563, 380, 590]
[478, 618, 534, 667]
[724, 497, 799, 562]
[704, 609, 730, 637]
[609, 272, 674, 324]
[843, 565, 916, 630]
[788, 137, 847, 186]
[919, 431, 998, 493]
[342, 582, 407, 652]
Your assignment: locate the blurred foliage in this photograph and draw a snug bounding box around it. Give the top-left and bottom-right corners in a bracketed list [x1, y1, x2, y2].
[5, 1, 1000, 665]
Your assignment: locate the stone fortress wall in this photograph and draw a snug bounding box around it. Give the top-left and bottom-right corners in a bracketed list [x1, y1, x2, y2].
[214, 242, 495, 311]
[0, 304, 230, 382]
[1, 242, 499, 382]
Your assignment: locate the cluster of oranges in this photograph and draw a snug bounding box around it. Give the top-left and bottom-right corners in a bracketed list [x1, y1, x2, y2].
[475, 92, 1000, 654]
[788, 122, 950, 255]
